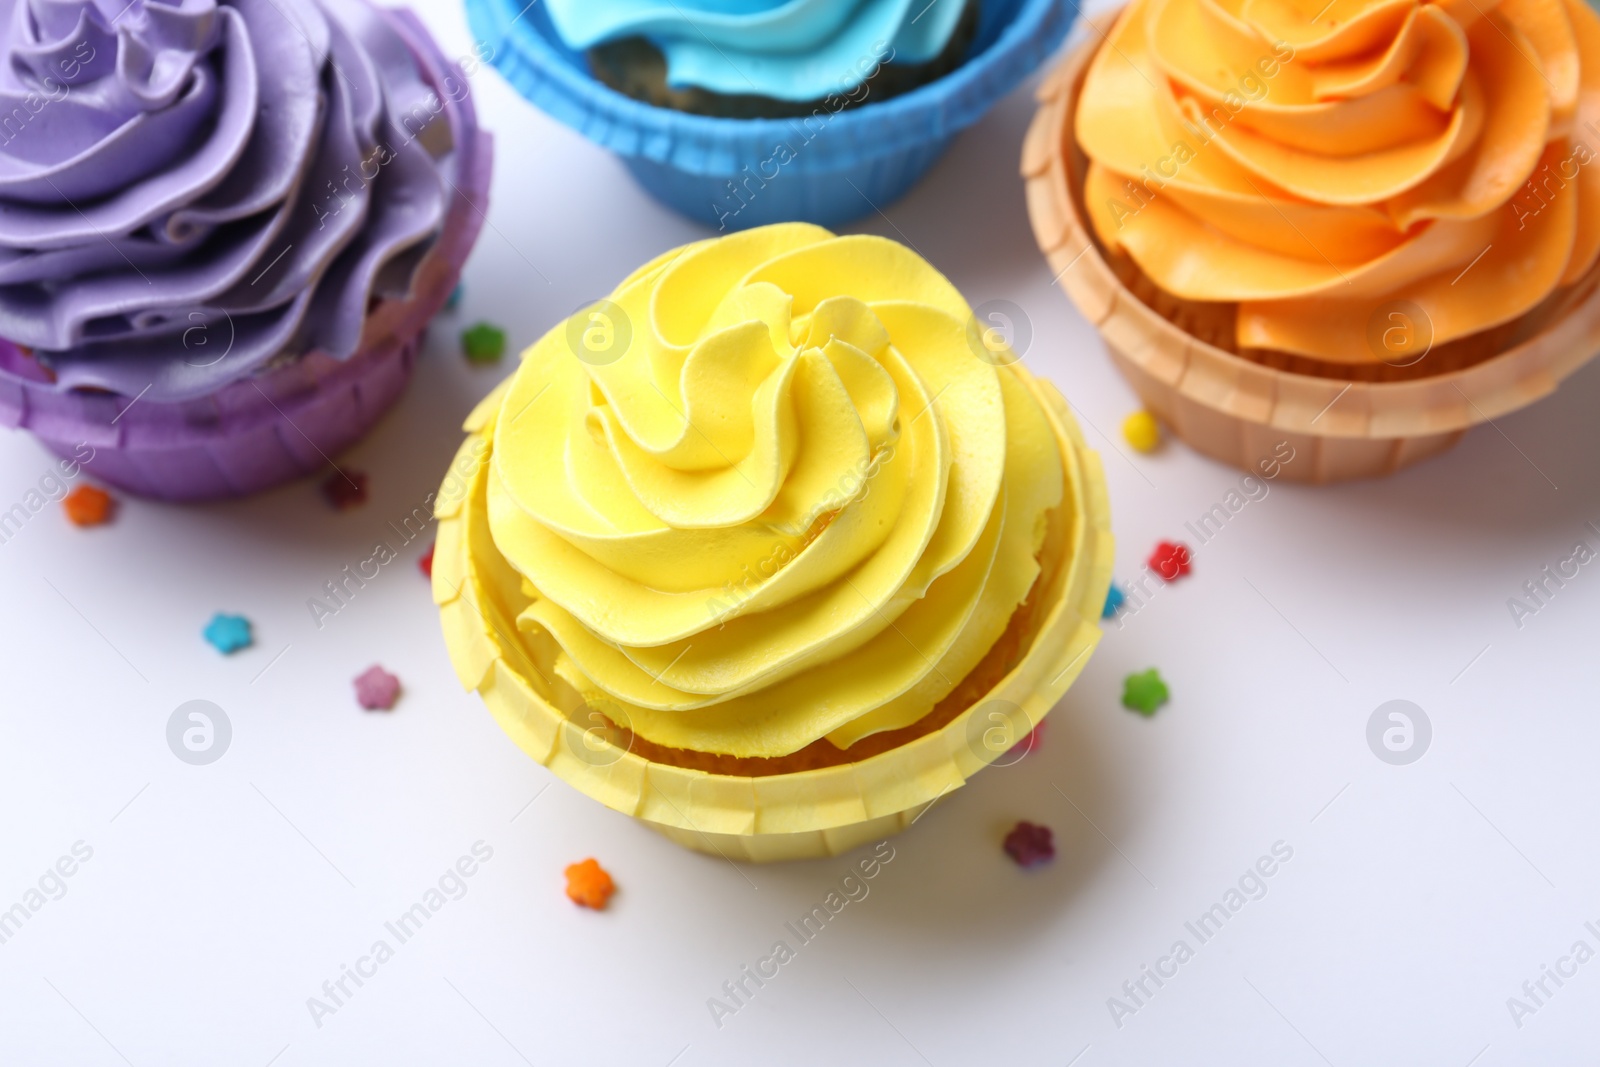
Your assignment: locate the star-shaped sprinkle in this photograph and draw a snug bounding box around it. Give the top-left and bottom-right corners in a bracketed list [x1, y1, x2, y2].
[320, 470, 368, 510]
[418, 542, 435, 579]
[354, 665, 401, 710]
[1003, 821, 1055, 868]
[1122, 668, 1170, 716]
[1102, 582, 1126, 619]
[1148, 541, 1191, 581]
[63, 485, 115, 526]
[203, 613, 253, 655]
[564, 858, 615, 910]
[461, 322, 506, 364]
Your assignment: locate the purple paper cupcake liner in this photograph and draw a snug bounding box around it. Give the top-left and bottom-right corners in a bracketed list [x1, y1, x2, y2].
[0, 7, 494, 503]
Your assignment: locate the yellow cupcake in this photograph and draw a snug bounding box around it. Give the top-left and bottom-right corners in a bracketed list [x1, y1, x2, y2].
[434, 224, 1112, 861]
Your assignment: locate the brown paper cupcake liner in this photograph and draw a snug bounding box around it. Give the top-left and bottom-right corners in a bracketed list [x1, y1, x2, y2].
[1022, 19, 1600, 482]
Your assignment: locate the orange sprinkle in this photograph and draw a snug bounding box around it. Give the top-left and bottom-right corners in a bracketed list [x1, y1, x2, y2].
[563, 858, 615, 910]
[63, 485, 114, 527]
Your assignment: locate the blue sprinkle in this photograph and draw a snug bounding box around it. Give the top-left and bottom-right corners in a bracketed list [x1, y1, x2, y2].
[444, 282, 464, 312]
[203, 613, 253, 655]
[1102, 583, 1126, 619]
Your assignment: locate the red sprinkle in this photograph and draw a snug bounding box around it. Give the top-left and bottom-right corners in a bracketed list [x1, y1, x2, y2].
[1004, 821, 1055, 868]
[419, 542, 435, 578]
[1148, 540, 1192, 581]
[320, 470, 368, 510]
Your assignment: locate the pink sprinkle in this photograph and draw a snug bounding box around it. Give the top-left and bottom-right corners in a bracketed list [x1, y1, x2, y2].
[354, 665, 401, 710]
[1009, 719, 1048, 758]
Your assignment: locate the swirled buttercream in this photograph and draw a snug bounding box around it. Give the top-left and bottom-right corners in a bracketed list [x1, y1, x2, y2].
[0, 0, 471, 400]
[467, 223, 1064, 759]
[1076, 0, 1600, 362]
[544, 0, 969, 101]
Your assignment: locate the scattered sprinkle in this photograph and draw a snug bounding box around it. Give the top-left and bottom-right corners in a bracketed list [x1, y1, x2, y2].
[1122, 668, 1170, 716]
[564, 858, 615, 910]
[63, 485, 115, 526]
[354, 665, 401, 710]
[419, 542, 435, 579]
[1102, 582, 1126, 619]
[203, 613, 253, 655]
[444, 282, 464, 311]
[1009, 719, 1047, 758]
[1122, 409, 1162, 453]
[1003, 821, 1055, 868]
[461, 322, 506, 364]
[1148, 541, 1191, 581]
[320, 470, 369, 510]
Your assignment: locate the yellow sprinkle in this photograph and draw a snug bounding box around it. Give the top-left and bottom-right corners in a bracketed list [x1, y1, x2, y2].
[1122, 410, 1162, 453]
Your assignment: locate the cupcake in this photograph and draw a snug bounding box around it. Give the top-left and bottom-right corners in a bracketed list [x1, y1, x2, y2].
[435, 223, 1112, 862]
[1024, 0, 1600, 481]
[0, 0, 492, 501]
[466, 0, 1072, 230]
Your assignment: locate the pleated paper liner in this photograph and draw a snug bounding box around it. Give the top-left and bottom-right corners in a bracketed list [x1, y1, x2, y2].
[464, 0, 1073, 230]
[0, 9, 494, 503]
[435, 365, 1114, 863]
[1022, 19, 1600, 483]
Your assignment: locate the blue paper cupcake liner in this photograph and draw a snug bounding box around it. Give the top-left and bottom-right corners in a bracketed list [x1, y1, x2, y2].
[466, 0, 1074, 229]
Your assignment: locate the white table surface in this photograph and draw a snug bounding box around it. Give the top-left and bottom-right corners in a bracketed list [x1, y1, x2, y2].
[4, 3, 1600, 1064]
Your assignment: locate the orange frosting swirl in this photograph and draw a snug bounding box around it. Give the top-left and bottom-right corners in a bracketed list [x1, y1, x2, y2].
[1076, 0, 1600, 362]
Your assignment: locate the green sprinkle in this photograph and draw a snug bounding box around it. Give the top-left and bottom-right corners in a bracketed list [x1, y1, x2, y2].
[461, 322, 506, 364]
[1121, 668, 1169, 716]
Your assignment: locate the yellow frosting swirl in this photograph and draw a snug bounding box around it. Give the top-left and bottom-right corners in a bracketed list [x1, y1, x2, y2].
[1076, 0, 1600, 362]
[473, 223, 1064, 759]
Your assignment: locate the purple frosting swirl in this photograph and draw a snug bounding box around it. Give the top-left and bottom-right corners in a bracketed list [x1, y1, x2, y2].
[0, 0, 468, 400]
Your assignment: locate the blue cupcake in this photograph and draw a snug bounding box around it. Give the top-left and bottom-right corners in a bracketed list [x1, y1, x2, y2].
[465, 0, 1073, 229]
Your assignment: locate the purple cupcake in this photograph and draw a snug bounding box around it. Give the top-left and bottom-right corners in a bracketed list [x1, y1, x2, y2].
[0, 0, 492, 500]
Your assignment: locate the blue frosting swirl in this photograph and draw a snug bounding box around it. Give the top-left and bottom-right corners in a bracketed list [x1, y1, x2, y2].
[545, 0, 969, 101]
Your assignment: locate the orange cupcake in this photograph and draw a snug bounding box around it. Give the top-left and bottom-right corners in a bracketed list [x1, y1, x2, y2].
[1025, 0, 1600, 480]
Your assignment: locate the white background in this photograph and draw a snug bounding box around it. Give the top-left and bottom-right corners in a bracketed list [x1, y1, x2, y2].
[3, 2, 1599, 1064]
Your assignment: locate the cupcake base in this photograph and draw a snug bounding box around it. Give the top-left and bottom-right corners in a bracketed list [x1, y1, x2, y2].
[1023, 20, 1600, 483]
[619, 140, 960, 230]
[0, 8, 494, 503]
[436, 371, 1113, 862]
[0, 333, 421, 502]
[650, 811, 914, 864]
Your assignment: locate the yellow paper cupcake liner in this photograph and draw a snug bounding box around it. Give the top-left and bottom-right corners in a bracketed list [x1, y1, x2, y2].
[434, 364, 1113, 862]
[1023, 18, 1600, 483]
